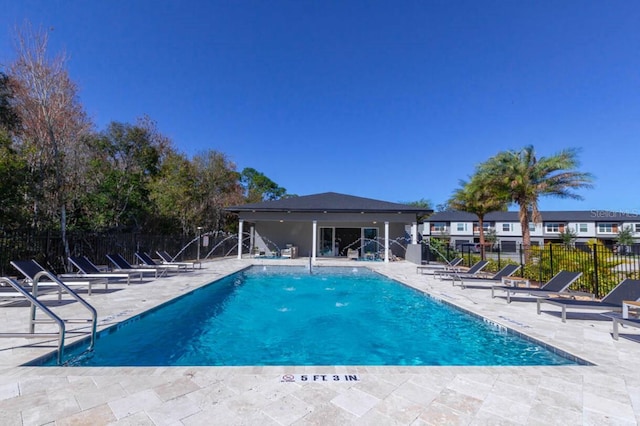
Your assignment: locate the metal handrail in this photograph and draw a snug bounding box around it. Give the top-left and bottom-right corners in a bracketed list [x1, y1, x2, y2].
[32, 270, 98, 351]
[0, 270, 98, 365]
[0, 276, 66, 364]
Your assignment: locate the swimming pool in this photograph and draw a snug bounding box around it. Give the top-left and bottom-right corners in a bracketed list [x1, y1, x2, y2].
[39, 266, 582, 366]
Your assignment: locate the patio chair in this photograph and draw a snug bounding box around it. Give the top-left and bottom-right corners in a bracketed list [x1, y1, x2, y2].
[608, 312, 640, 340]
[157, 250, 201, 269]
[436, 259, 489, 282]
[538, 278, 640, 322]
[1, 274, 59, 303]
[106, 253, 166, 278]
[11, 259, 101, 297]
[65, 256, 143, 284]
[135, 252, 188, 272]
[491, 270, 585, 303]
[458, 264, 521, 289]
[416, 257, 463, 275]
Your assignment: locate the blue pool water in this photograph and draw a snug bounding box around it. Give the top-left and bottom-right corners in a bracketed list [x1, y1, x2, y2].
[42, 266, 580, 366]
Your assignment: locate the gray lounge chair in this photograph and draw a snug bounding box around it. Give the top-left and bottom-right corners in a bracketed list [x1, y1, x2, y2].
[417, 257, 463, 275]
[608, 314, 640, 340]
[458, 264, 521, 289]
[491, 270, 585, 303]
[157, 250, 201, 269]
[65, 256, 143, 284]
[106, 253, 165, 278]
[437, 260, 490, 282]
[135, 252, 187, 272]
[1, 275, 59, 302]
[538, 278, 640, 322]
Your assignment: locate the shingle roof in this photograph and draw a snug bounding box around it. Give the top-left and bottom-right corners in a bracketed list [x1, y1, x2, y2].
[226, 192, 431, 214]
[428, 210, 640, 222]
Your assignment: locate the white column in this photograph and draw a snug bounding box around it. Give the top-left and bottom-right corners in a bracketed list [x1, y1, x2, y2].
[411, 221, 418, 244]
[237, 219, 244, 259]
[312, 220, 317, 263]
[250, 225, 255, 254]
[384, 221, 390, 263]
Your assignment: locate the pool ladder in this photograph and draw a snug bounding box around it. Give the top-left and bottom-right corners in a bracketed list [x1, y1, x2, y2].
[0, 272, 97, 365]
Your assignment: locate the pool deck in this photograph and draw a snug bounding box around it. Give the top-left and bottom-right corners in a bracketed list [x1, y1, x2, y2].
[1, 257, 639, 425]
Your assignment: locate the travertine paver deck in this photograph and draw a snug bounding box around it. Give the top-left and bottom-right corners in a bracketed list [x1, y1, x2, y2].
[1, 257, 639, 425]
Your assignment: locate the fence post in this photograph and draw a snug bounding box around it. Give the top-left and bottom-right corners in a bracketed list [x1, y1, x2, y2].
[592, 243, 600, 298]
[518, 243, 525, 275]
[549, 244, 554, 277]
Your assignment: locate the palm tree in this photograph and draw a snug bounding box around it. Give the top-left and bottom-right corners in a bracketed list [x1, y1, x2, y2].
[448, 174, 509, 260]
[478, 145, 593, 262]
[616, 225, 635, 255]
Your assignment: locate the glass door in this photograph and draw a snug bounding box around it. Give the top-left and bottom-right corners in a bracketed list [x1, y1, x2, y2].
[319, 227, 335, 257]
[362, 227, 379, 259]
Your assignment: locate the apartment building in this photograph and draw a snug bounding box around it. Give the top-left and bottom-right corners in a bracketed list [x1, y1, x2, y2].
[421, 210, 640, 252]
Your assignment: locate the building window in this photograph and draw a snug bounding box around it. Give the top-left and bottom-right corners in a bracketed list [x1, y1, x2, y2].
[577, 223, 588, 233]
[545, 223, 561, 233]
[502, 223, 511, 232]
[633, 223, 640, 233]
[597, 223, 618, 234]
[456, 223, 466, 232]
[483, 222, 491, 231]
[431, 222, 447, 232]
[529, 223, 536, 231]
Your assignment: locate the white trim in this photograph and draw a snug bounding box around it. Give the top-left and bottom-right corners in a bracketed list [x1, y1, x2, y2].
[312, 220, 317, 263]
[237, 220, 244, 259]
[411, 222, 417, 244]
[384, 221, 389, 263]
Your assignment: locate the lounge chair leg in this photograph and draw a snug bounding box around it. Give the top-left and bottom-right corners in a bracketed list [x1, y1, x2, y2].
[536, 299, 541, 315]
[613, 319, 619, 340]
[562, 307, 566, 323]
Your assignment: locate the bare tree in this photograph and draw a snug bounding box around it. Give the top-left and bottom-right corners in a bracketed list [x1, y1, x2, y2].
[10, 23, 92, 265]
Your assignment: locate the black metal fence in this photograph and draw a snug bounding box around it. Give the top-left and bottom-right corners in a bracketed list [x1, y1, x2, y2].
[0, 229, 238, 277]
[3, 229, 639, 298]
[423, 242, 640, 298]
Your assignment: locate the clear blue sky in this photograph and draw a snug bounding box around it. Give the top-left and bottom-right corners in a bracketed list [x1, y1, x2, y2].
[1, 1, 639, 212]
